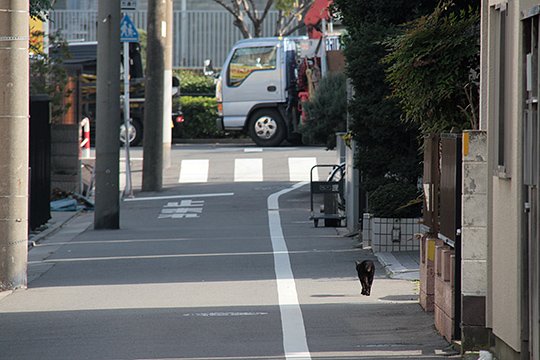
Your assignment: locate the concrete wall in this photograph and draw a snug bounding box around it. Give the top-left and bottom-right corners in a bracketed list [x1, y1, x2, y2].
[461, 130, 490, 350]
[364, 216, 421, 252]
[434, 243, 455, 342]
[419, 234, 436, 312]
[51, 124, 80, 194]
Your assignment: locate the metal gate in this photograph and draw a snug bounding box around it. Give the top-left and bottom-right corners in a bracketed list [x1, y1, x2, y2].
[48, 10, 294, 68]
[423, 133, 462, 340]
[29, 96, 51, 230]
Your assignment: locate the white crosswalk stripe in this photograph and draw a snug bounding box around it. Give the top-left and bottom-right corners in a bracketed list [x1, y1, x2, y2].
[288, 157, 318, 181]
[234, 158, 263, 182]
[178, 157, 322, 183]
[179, 159, 209, 183]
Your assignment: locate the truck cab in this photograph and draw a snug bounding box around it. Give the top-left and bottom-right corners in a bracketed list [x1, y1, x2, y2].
[216, 37, 305, 146]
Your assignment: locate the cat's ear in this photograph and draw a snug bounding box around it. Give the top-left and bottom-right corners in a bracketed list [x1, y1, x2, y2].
[355, 260, 360, 266]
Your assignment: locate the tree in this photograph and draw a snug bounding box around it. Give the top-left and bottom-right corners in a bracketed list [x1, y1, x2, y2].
[332, 0, 437, 194]
[211, 0, 313, 38]
[30, 0, 55, 20]
[383, 2, 480, 135]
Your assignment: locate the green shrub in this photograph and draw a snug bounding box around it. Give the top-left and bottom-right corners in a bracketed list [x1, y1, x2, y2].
[299, 73, 347, 149]
[175, 70, 215, 96]
[173, 96, 224, 138]
[368, 182, 422, 218]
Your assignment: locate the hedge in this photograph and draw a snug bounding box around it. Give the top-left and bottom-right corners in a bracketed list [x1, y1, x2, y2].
[175, 69, 215, 96]
[173, 96, 224, 139]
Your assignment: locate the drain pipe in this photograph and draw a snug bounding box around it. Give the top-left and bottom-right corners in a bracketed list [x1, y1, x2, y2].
[521, 187, 530, 360]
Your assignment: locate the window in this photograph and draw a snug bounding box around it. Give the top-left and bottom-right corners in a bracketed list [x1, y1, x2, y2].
[227, 46, 277, 87]
[490, 2, 510, 177]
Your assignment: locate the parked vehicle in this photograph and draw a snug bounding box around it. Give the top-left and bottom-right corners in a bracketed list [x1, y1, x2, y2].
[212, 0, 339, 146]
[63, 41, 180, 146]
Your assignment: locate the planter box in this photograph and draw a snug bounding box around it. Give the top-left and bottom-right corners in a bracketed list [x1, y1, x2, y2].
[363, 214, 421, 252]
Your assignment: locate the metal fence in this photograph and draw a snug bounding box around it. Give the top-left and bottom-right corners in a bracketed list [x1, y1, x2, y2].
[49, 10, 292, 68]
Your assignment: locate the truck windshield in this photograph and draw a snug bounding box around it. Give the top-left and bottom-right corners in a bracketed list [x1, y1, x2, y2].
[227, 46, 277, 87]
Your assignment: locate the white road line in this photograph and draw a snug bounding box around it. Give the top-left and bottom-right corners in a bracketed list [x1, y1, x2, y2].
[123, 193, 234, 202]
[288, 157, 318, 182]
[244, 148, 263, 153]
[32, 249, 355, 260]
[179, 159, 209, 183]
[234, 158, 263, 182]
[267, 182, 311, 360]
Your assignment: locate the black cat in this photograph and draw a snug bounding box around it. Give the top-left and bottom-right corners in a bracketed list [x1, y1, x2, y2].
[355, 260, 375, 296]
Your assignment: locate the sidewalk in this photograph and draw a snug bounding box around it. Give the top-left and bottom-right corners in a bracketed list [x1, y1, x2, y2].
[375, 251, 420, 281]
[28, 210, 86, 248]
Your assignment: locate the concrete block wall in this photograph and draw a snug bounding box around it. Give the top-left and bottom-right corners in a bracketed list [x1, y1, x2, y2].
[461, 130, 489, 350]
[434, 243, 455, 342]
[51, 124, 80, 194]
[367, 216, 421, 252]
[420, 234, 436, 312]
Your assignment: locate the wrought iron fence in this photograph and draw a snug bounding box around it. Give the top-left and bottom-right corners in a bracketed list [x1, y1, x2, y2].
[49, 10, 292, 68]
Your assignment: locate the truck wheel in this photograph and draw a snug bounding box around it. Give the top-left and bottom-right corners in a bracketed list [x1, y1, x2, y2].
[248, 109, 286, 147]
[120, 118, 143, 146]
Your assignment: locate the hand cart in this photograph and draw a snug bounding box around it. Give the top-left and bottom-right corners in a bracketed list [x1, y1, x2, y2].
[309, 164, 346, 227]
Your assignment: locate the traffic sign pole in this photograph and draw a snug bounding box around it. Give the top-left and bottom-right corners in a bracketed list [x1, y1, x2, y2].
[123, 39, 133, 198]
[119, 14, 139, 198]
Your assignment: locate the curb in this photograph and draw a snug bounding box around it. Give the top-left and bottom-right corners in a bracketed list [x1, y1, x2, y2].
[28, 210, 84, 249]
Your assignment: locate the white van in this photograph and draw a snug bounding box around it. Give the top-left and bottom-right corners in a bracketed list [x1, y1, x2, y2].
[215, 37, 307, 146]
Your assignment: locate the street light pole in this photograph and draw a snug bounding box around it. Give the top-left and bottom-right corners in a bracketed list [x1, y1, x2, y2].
[142, 0, 166, 192]
[0, 0, 29, 291]
[95, 0, 121, 229]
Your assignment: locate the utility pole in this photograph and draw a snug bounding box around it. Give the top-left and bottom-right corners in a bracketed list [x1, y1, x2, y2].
[95, 0, 121, 229]
[142, 0, 166, 192]
[0, 0, 29, 291]
[162, 0, 173, 169]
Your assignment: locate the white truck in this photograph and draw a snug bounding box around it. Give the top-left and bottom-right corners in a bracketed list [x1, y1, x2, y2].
[213, 0, 340, 146]
[214, 35, 341, 146]
[214, 36, 307, 146]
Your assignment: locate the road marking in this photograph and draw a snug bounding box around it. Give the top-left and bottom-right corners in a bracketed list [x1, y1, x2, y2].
[267, 182, 311, 360]
[288, 157, 317, 182]
[179, 159, 209, 183]
[234, 158, 263, 182]
[158, 200, 205, 219]
[123, 192, 234, 202]
[34, 248, 355, 264]
[183, 312, 268, 317]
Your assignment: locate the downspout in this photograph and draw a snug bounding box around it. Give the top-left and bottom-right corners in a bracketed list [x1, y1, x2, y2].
[521, 185, 530, 360]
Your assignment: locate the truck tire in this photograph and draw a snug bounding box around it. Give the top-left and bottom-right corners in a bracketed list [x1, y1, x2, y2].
[248, 109, 286, 147]
[120, 118, 143, 146]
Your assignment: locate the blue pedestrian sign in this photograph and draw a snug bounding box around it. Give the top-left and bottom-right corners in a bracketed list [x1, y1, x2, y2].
[120, 15, 139, 43]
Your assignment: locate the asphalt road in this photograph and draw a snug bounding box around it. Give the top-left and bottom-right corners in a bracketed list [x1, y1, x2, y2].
[0, 144, 453, 360]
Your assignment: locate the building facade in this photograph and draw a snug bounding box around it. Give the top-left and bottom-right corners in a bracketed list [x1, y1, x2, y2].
[479, 0, 540, 358]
